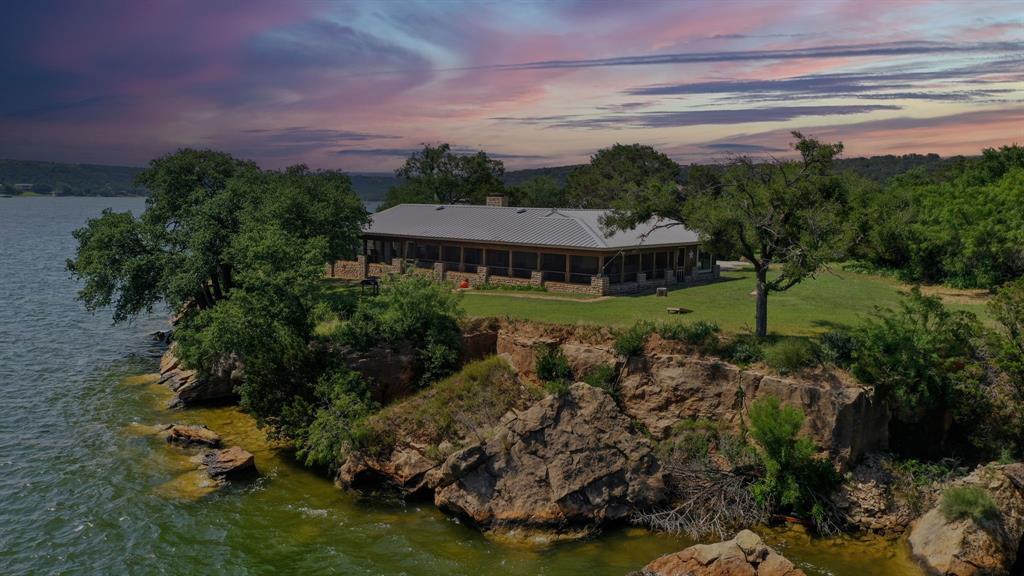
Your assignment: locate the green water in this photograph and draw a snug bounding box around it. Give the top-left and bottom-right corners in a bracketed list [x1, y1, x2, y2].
[0, 198, 922, 575]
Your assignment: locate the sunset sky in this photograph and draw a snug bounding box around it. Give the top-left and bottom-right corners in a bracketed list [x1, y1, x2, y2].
[2, 0, 1022, 171]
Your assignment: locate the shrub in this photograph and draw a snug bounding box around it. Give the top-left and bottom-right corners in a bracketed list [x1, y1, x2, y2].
[727, 334, 764, 365]
[615, 321, 654, 357]
[658, 319, 721, 346]
[543, 378, 572, 397]
[940, 486, 999, 525]
[850, 288, 982, 412]
[764, 339, 817, 374]
[818, 330, 856, 367]
[353, 357, 536, 459]
[748, 395, 841, 534]
[291, 369, 375, 471]
[582, 364, 618, 396]
[335, 274, 464, 387]
[535, 343, 572, 383]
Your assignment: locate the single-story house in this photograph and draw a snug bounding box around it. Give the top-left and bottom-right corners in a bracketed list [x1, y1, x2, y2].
[326, 196, 718, 295]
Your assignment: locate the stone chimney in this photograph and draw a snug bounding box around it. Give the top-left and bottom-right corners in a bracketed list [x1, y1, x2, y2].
[486, 194, 509, 207]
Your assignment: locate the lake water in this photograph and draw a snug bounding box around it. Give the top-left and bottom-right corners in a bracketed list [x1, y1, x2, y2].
[0, 197, 921, 575]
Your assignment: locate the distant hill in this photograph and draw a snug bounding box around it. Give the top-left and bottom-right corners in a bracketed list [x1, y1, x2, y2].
[1, 153, 967, 199]
[0, 159, 146, 196]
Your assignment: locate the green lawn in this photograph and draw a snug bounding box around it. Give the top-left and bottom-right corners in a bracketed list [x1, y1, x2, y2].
[457, 269, 992, 336]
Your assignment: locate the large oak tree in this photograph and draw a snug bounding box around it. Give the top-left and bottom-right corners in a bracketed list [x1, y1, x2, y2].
[604, 132, 848, 337]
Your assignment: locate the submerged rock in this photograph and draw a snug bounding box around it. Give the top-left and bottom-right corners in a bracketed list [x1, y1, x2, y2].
[908, 463, 1024, 576]
[159, 424, 222, 448]
[635, 530, 806, 576]
[431, 382, 665, 529]
[201, 446, 257, 480]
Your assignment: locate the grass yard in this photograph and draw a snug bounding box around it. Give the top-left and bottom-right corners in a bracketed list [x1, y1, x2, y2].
[457, 269, 992, 336]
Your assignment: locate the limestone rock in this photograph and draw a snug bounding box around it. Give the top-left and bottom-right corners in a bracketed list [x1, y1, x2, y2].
[160, 424, 222, 448]
[831, 453, 944, 534]
[617, 354, 888, 468]
[638, 530, 805, 576]
[158, 348, 240, 407]
[337, 345, 417, 404]
[431, 382, 665, 529]
[202, 446, 257, 480]
[908, 463, 1024, 576]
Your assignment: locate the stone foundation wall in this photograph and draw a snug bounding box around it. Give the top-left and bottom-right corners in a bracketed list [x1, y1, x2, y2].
[325, 257, 720, 296]
[545, 280, 604, 296]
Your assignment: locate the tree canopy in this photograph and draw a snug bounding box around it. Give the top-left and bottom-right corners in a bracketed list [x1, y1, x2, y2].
[565, 143, 680, 208]
[382, 143, 505, 207]
[605, 132, 848, 337]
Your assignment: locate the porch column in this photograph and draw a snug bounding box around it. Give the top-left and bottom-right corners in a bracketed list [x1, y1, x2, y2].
[564, 252, 571, 283]
[459, 245, 465, 272]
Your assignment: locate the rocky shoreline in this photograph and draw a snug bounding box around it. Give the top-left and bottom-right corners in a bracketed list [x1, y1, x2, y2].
[153, 319, 1024, 575]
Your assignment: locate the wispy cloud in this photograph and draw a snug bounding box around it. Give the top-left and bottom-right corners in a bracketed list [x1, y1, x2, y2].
[334, 146, 545, 160]
[495, 104, 901, 129]
[479, 40, 1024, 72]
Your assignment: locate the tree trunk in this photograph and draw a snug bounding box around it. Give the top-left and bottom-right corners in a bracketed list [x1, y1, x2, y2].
[211, 274, 224, 301]
[755, 266, 768, 338]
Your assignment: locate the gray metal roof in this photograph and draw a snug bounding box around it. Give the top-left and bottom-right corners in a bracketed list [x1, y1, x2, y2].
[364, 204, 699, 250]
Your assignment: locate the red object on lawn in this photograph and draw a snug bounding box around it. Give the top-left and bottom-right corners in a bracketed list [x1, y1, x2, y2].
[459, 278, 470, 289]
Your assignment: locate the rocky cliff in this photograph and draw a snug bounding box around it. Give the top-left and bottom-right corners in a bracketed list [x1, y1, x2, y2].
[494, 321, 888, 468]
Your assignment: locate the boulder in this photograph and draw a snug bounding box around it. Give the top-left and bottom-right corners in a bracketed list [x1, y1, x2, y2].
[158, 348, 240, 407]
[201, 446, 257, 480]
[337, 345, 418, 404]
[431, 382, 665, 529]
[159, 424, 222, 448]
[637, 530, 806, 576]
[908, 463, 1024, 576]
[617, 353, 889, 468]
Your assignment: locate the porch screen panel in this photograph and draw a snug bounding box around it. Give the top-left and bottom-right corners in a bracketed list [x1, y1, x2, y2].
[570, 255, 598, 284]
[541, 253, 566, 282]
[511, 251, 537, 279]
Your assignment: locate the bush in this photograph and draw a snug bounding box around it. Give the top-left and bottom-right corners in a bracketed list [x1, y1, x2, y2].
[582, 364, 618, 396]
[657, 319, 720, 346]
[290, 369, 375, 471]
[764, 339, 817, 374]
[543, 379, 572, 397]
[940, 486, 999, 525]
[850, 287, 982, 412]
[535, 343, 572, 383]
[335, 274, 464, 387]
[727, 334, 764, 365]
[748, 396, 841, 534]
[818, 330, 856, 367]
[615, 321, 654, 357]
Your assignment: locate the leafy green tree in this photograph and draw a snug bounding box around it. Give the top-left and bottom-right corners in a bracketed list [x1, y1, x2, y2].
[508, 175, 567, 207]
[989, 278, 1024, 381]
[846, 145, 1024, 288]
[335, 274, 464, 386]
[67, 150, 367, 325]
[565, 143, 680, 208]
[605, 132, 847, 337]
[748, 396, 840, 533]
[851, 288, 983, 414]
[382, 143, 505, 207]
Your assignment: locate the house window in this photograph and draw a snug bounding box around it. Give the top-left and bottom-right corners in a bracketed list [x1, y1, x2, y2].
[698, 250, 713, 271]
